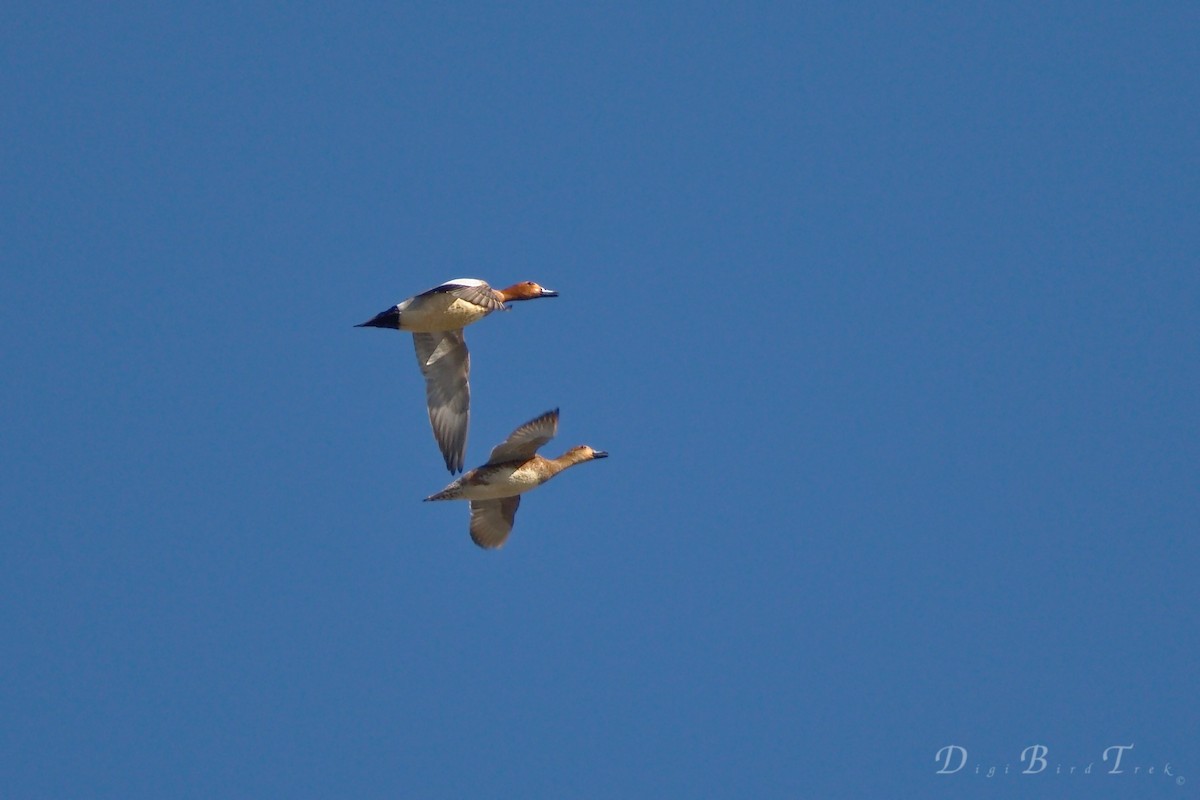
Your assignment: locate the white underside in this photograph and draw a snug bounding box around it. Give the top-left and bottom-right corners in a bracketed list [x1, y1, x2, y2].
[399, 296, 492, 332]
[456, 466, 544, 500]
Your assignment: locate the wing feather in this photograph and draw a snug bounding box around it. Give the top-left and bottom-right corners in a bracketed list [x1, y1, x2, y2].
[418, 280, 506, 312]
[486, 409, 559, 465]
[412, 331, 470, 473]
[469, 497, 521, 549]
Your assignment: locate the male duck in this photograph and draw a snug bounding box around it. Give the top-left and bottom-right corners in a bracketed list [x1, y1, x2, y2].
[356, 278, 557, 473]
[424, 409, 607, 549]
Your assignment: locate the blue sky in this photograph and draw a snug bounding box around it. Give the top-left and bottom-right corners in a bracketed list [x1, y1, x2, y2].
[2, 2, 1197, 797]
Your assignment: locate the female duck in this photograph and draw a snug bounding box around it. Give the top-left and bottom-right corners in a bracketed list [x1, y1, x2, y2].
[356, 278, 557, 473]
[424, 409, 607, 549]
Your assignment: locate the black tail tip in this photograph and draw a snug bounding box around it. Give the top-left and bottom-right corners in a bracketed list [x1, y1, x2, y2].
[356, 307, 402, 329]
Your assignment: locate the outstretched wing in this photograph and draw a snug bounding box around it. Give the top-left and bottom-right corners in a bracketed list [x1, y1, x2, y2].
[469, 496, 521, 549]
[418, 279, 507, 312]
[412, 331, 471, 473]
[485, 408, 559, 466]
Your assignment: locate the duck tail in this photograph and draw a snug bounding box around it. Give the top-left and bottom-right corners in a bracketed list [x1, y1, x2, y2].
[356, 306, 402, 329]
[424, 483, 462, 502]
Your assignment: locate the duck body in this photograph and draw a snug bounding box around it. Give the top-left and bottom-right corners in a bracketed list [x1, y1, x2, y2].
[424, 410, 607, 548]
[359, 278, 505, 333]
[424, 460, 547, 501]
[356, 278, 557, 473]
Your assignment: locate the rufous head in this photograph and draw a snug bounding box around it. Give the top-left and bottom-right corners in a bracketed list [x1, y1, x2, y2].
[497, 281, 558, 302]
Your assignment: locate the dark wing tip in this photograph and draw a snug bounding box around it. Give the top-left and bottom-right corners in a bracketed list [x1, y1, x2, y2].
[441, 448, 465, 473]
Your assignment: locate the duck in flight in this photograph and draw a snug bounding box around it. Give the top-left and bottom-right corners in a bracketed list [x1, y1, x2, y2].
[356, 278, 557, 473]
[424, 409, 608, 549]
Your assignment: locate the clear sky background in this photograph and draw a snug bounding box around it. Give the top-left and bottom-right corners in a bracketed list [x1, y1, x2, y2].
[2, 3, 1197, 798]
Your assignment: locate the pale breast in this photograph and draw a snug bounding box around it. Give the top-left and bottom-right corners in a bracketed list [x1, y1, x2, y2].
[401, 295, 494, 332]
[457, 464, 545, 500]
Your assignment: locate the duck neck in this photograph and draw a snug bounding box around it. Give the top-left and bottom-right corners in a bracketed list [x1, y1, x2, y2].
[497, 284, 534, 302]
[547, 450, 591, 476]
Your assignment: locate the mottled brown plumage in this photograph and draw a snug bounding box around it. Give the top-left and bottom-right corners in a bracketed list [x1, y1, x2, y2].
[424, 410, 608, 549]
